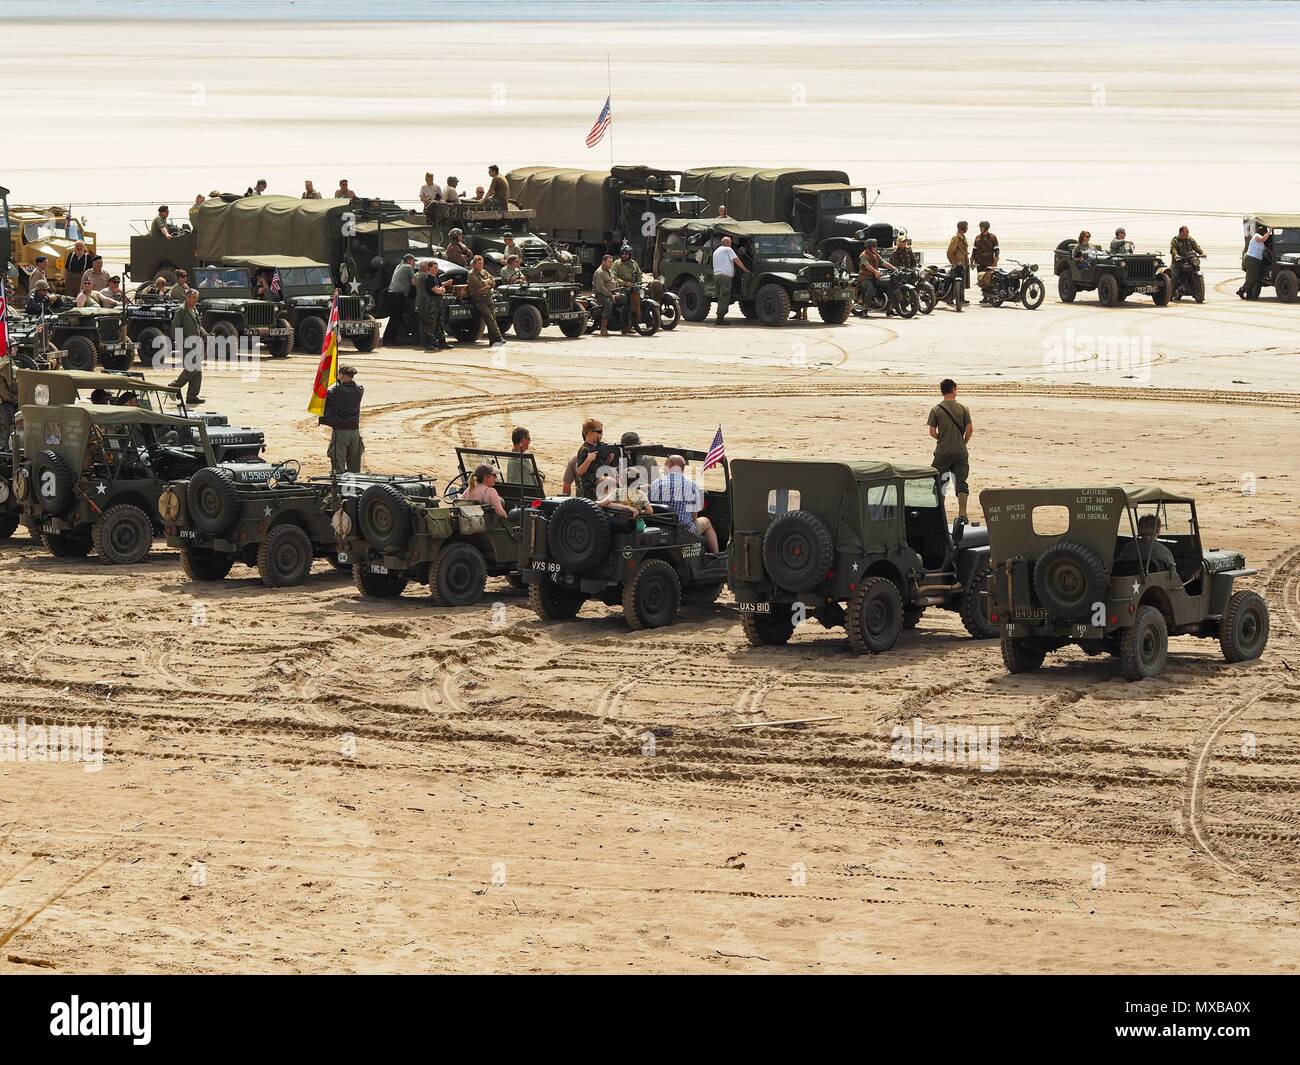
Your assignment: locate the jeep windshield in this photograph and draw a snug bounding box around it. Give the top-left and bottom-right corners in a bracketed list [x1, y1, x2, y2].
[195, 267, 251, 289]
[751, 234, 807, 257]
[281, 266, 333, 287]
[904, 477, 941, 508]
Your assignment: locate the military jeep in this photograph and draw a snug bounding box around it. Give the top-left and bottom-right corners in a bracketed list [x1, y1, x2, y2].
[654, 218, 854, 325]
[229, 256, 379, 352]
[1053, 239, 1172, 306]
[1242, 213, 1300, 301]
[982, 486, 1269, 680]
[520, 444, 730, 630]
[13, 369, 218, 563]
[495, 281, 588, 340]
[193, 265, 294, 358]
[39, 304, 136, 372]
[338, 447, 544, 605]
[728, 459, 996, 653]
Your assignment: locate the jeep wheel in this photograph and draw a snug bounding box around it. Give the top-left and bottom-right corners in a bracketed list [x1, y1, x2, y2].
[1151, 273, 1173, 307]
[0, 512, 19, 541]
[1119, 605, 1168, 680]
[429, 541, 487, 607]
[754, 283, 792, 326]
[1274, 269, 1298, 303]
[1033, 540, 1107, 621]
[352, 320, 379, 352]
[32, 449, 76, 516]
[559, 313, 588, 339]
[739, 300, 757, 319]
[187, 466, 241, 535]
[257, 523, 314, 587]
[1021, 277, 1046, 310]
[816, 299, 851, 324]
[352, 563, 408, 599]
[548, 497, 610, 573]
[93, 503, 153, 565]
[1097, 273, 1120, 307]
[1001, 632, 1046, 674]
[528, 580, 585, 621]
[1057, 275, 1076, 303]
[263, 317, 294, 358]
[677, 279, 710, 322]
[209, 320, 240, 344]
[297, 314, 327, 354]
[761, 509, 833, 592]
[958, 559, 998, 639]
[41, 531, 92, 558]
[358, 483, 413, 552]
[1219, 590, 1269, 663]
[512, 304, 544, 341]
[634, 303, 660, 336]
[135, 326, 169, 368]
[741, 609, 795, 646]
[179, 543, 233, 582]
[100, 342, 137, 372]
[62, 335, 98, 372]
[623, 557, 681, 631]
[847, 576, 903, 655]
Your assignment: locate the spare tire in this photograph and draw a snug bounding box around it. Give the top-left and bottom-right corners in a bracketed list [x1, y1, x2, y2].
[548, 497, 610, 573]
[31, 450, 76, 516]
[187, 466, 241, 535]
[358, 482, 413, 552]
[762, 510, 833, 592]
[1033, 540, 1108, 621]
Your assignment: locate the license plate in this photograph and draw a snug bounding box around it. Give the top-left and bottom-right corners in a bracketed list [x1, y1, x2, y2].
[1135, 284, 1156, 295]
[794, 290, 810, 301]
[737, 601, 772, 614]
[266, 327, 294, 337]
[340, 322, 370, 335]
[550, 310, 579, 320]
[449, 307, 470, 319]
[1011, 607, 1049, 620]
[369, 564, 389, 575]
[538, 561, 561, 574]
[179, 529, 197, 539]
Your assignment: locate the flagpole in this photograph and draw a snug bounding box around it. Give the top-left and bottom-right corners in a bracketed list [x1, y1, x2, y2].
[606, 53, 614, 168]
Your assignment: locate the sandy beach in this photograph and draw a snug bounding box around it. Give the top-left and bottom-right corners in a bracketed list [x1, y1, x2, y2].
[2, 3, 1298, 973]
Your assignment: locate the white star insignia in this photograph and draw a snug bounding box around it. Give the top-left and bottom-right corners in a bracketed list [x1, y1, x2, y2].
[851, 561, 859, 571]
[95, 483, 106, 495]
[1132, 581, 1141, 595]
[264, 506, 272, 517]
[348, 280, 360, 293]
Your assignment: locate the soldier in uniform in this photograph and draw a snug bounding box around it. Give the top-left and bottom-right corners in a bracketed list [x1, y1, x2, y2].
[500, 232, 524, 265]
[972, 221, 1000, 303]
[856, 238, 895, 318]
[151, 206, 176, 239]
[610, 245, 643, 332]
[82, 256, 111, 294]
[25, 279, 59, 315]
[170, 289, 206, 405]
[1170, 225, 1206, 261]
[168, 269, 191, 301]
[592, 254, 618, 336]
[28, 256, 50, 294]
[444, 229, 472, 268]
[889, 236, 917, 269]
[485, 165, 510, 208]
[499, 255, 528, 285]
[466, 255, 505, 347]
[321, 365, 364, 474]
[417, 260, 449, 352]
[946, 221, 970, 288]
[926, 378, 974, 524]
[1109, 227, 1133, 254]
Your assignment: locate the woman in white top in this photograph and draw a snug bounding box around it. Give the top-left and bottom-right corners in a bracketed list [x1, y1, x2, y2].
[461, 464, 508, 519]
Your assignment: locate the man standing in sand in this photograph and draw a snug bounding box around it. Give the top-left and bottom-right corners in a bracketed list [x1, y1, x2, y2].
[927, 378, 974, 525]
[947, 221, 970, 289]
[972, 222, 999, 303]
[712, 236, 748, 324]
[320, 365, 364, 473]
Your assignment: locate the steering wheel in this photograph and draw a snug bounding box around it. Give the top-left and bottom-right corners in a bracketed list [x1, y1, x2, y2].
[443, 471, 468, 500]
[268, 458, 301, 490]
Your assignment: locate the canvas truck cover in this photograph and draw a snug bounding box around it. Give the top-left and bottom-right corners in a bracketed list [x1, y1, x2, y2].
[1245, 213, 1300, 229]
[980, 487, 1130, 565]
[193, 195, 352, 263]
[507, 167, 612, 233]
[17, 368, 179, 406]
[656, 217, 797, 240]
[681, 168, 851, 223]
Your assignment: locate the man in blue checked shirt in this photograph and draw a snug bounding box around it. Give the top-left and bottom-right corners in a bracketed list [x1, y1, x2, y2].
[647, 454, 718, 552]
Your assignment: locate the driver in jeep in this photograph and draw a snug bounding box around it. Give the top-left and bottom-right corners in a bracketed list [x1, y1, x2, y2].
[1117, 513, 1177, 574]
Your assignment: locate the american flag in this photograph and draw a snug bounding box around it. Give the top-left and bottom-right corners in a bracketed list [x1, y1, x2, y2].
[585, 96, 612, 149]
[701, 425, 725, 473]
[269, 269, 282, 297]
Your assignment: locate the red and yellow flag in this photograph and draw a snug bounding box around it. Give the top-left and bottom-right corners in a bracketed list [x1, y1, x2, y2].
[307, 293, 340, 416]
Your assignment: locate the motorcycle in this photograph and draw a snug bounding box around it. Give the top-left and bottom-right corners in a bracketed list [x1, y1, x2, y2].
[1170, 253, 1205, 303]
[922, 263, 967, 311]
[646, 278, 680, 330]
[855, 269, 920, 319]
[580, 284, 661, 336]
[980, 260, 1045, 310]
[891, 266, 936, 315]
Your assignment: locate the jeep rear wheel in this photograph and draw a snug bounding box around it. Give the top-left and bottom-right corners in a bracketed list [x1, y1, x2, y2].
[761, 510, 833, 592]
[1033, 540, 1107, 621]
[358, 483, 413, 552]
[352, 563, 408, 599]
[677, 279, 710, 322]
[187, 466, 241, 535]
[1097, 273, 1120, 307]
[816, 299, 851, 324]
[958, 559, 998, 639]
[902, 606, 925, 629]
[179, 543, 233, 582]
[739, 300, 757, 319]
[297, 314, 327, 354]
[92, 503, 153, 565]
[1001, 632, 1046, 674]
[257, 523, 314, 587]
[622, 557, 681, 630]
[548, 497, 610, 573]
[0, 512, 19, 541]
[429, 541, 487, 607]
[62, 335, 98, 372]
[741, 609, 795, 646]
[1057, 275, 1076, 303]
[1219, 590, 1269, 663]
[847, 576, 903, 655]
[528, 580, 585, 621]
[512, 304, 544, 341]
[32, 449, 76, 516]
[754, 283, 792, 326]
[1274, 269, 1298, 303]
[682, 581, 725, 608]
[1119, 605, 1167, 680]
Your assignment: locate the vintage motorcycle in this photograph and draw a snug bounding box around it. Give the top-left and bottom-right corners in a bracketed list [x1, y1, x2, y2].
[980, 260, 1045, 310]
[580, 284, 661, 336]
[922, 263, 967, 311]
[1169, 253, 1206, 303]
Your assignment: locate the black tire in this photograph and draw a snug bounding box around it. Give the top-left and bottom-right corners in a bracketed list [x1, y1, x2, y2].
[92, 503, 153, 565]
[548, 497, 610, 573]
[892, 286, 919, 319]
[31, 449, 76, 516]
[1021, 277, 1046, 310]
[658, 298, 679, 331]
[1097, 273, 1120, 307]
[816, 299, 851, 324]
[754, 283, 792, 326]
[559, 313, 588, 339]
[0, 511, 19, 541]
[1152, 273, 1173, 307]
[528, 580, 585, 620]
[187, 466, 241, 535]
[634, 303, 660, 336]
[952, 277, 966, 311]
[1057, 275, 1076, 303]
[741, 609, 795, 646]
[1001, 632, 1046, 673]
[1119, 605, 1168, 680]
[846, 576, 903, 655]
[100, 341, 137, 372]
[135, 326, 169, 368]
[257, 523, 314, 587]
[209, 320, 239, 343]
[352, 321, 378, 351]
[352, 562, 408, 599]
[62, 335, 98, 372]
[1033, 540, 1107, 621]
[1274, 269, 1298, 303]
[739, 300, 757, 320]
[358, 483, 413, 552]
[958, 559, 998, 639]
[429, 541, 487, 607]
[622, 557, 681, 630]
[682, 581, 724, 608]
[512, 304, 544, 341]
[761, 510, 833, 592]
[179, 543, 233, 581]
[677, 279, 710, 322]
[41, 531, 92, 558]
[1193, 274, 1206, 304]
[263, 317, 294, 358]
[451, 318, 485, 344]
[914, 282, 937, 316]
[297, 314, 327, 354]
[1219, 590, 1269, 663]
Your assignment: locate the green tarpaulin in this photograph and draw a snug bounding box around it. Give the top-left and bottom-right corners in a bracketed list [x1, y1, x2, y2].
[681, 168, 850, 224]
[506, 167, 612, 234]
[194, 195, 352, 263]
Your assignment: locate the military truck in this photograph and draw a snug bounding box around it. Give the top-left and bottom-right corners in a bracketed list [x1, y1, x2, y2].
[654, 217, 854, 325]
[424, 199, 567, 276]
[506, 166, 707, 277]
[5, 204, 96, 296]
[224, 255, 379, 352]
[1053, 238, 1172, 306]
[728, 459, 996, 653]
[520, 444, 730, 629]
[338, 448, 544, 604]
[12, 368, 219, 563]
[1241, 213, 1300, 301]
[191, 264, 294, 358]
[160, 460, 372, 586]
[982, 486, 1269, 680]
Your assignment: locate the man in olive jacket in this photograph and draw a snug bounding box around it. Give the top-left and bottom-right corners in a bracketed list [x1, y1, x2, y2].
[320, 365, 364, 473]
[170, 289, 206, 404]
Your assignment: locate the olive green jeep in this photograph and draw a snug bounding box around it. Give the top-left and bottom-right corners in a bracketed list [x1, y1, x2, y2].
[982, 486, 1269, 679]
[226, 256, 378, 352]
[192, 265, 294, 358]
[1053, 238, 1172, 306]
[728, 459, 996, 653]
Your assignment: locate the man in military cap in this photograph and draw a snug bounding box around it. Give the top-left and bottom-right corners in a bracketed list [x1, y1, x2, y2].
[417, 260, 449, 352]
[1109, 227, 1134, 254]
[82, 255, 111, 294]
[170, 289, 206, 404]
[611, 245, 643, 332]
[972, 221, 1000, 304]
[320, 365, 364, 473]
[947, 221, 970, 288]
[444, 229, 472, 268]
[857, 238, 895, 318]
[500, 232, 524, 265]
[25, 279, 59, 316]
[485, 165, 510, 208]
[75, 277, 105, 308]
[28, 255, 50, 294]
[889, 236, 917, 269]
[1170, 225, 1206, 261]
[466, 255, 506, 347]
[151, 206, 176, 239]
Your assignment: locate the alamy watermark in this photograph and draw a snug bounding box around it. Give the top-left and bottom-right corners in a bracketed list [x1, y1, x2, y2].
[889, 716, 1000, 773]
[0, 717, 104, 773]
[1043, 328, 1152, 383]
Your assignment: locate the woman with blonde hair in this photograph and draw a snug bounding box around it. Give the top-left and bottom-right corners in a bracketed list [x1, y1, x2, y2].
[462, 464, 508, 519]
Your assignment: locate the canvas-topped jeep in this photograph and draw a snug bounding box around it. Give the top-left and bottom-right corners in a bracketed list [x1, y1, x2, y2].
[1053, 238, 1172, 306]
[37, 304, 136, 372]
[192, 265, 294, 358]
[230, 256, 379, 352]
[495, 280, 588, 340]
[727, 459, 996, 653]
[981, 486, 1269, 680]
[338, 447, 544, 605]
[520, 444, 731, 629]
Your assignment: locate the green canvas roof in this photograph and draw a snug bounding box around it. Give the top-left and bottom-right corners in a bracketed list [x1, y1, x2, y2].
[1121, 485, 1195, 505]
[1245, 213, 1300, 228]
[983, 485, 1194, 505]
[194, 195, 353, 262]
[506, 167, 612, 233]
[681, 168, 851, 223]
[220, 254, 324, 270]
[791, 183, 860, 194]
[657, 217, 796, 239]
[21, 402, 200, 429]
[17, 368, 179, 405]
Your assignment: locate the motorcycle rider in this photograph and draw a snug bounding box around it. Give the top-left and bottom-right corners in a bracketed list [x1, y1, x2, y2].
[1170, 225, 1207, 301]
[610, 244, 643, 333]
[889, 236, 917, 269]
[972, 221, 1000, 304]
[1170, 226, 1206, 261]
[857, 238, 898, 318]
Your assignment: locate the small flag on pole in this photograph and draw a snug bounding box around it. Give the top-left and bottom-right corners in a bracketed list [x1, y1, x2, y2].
[0, 296, 10, 359]
[586, 96, 612, 149]
[307, 292, 340, 416]
[701, 425, 725, 473]
[270, 268, 282, 298]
